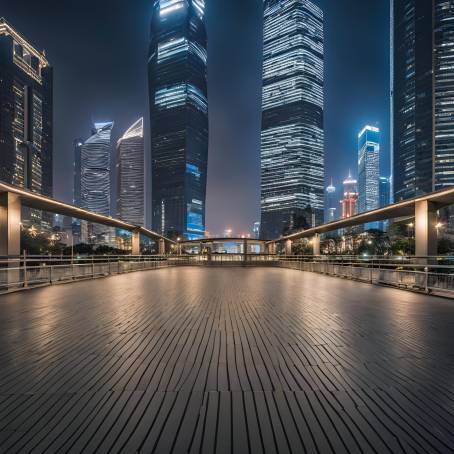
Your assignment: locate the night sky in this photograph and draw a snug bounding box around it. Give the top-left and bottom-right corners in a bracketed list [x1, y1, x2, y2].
[2, 0, 390, 235]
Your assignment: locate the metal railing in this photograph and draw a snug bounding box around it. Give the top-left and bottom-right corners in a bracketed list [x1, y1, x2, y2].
[276, 255, 454, 295]
[0, 255, 171, 292]
[1, 253, 454, 296]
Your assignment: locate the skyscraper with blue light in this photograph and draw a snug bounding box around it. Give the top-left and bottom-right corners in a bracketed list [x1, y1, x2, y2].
[80, 122, 113, 217]
[116, 118, 144, 226]
[148, 0, 208, 240]
[325, 179, 336, 223]
[260, 0, 324, 240]
[392, 1, 454, 202]
[358, 125, 380, 217]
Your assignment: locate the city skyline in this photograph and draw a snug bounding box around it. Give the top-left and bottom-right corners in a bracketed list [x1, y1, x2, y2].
[1, 0, 390, 235]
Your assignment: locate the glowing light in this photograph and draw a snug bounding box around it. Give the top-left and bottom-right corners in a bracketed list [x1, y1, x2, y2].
[160, 0, 184, 16]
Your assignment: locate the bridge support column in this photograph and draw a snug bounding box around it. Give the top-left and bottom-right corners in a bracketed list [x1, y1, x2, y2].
[0, 192, 21, 257]
[285, 239, 292, 255]
[267, 242, 276, 255]
[312, 233, 321, 256]
[131, 230, 140, 256]
[415, 200, 437, 258]
[158, 239, 166, 255]
[243, 238, 248, 264]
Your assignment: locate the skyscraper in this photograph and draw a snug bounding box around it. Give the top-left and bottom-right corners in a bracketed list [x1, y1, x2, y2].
[325, 179, 336, 223]
[341, 173, 358, 219]
[116, 118, 144, 226]
[80, 122, 113, 217]
[0, 18, 52, 197]
[260, 0, 324, 240]
[73, 138, 83, 207]
[391, 1, 454, 201]
[148, 0, 208, 240]
[379, 176, 391, 231]
[379, 176, 390, 208]
[357, 125, 380, 215]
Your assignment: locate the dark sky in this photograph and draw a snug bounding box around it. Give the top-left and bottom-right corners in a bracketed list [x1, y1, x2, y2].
[2, 0, 390, 235]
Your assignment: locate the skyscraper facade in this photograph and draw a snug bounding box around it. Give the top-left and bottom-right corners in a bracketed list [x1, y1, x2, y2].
[391, 1, 454, 201]
[357, 125, 380, 214]
[116, 118, 144, 226]
[80, 122, 113, 217]
[148, 0, 208, 240]
[379, 176, 390, 208]
[0, 18, 53, 197]
[260, 0, 324, 240]
[341, 173, 358, 219]
[73, 138, 83, 207]
[325, 179, 336, 223]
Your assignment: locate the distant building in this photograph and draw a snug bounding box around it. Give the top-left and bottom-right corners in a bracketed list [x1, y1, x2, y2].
[253, 222, 260, 239]
[0, 18, 53, 197]
[358, 125, 380, 229]
[73, 138, 83, 207]
[392, 1, 454, 200]
[341, 173, 358, 219]
[149, 0, 208, 240]
[379, 176, 390, 208]
[116, 118, 144, 226]
[379, 176, 391, 231]
[325, 179, 337, 223]
[260, 0, 324, 240]
[358, 126, 380, 214]
[80, 122, 113, 217]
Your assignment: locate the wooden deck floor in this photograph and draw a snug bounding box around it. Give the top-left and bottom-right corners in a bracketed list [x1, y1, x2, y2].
[0, 267, 454, 453]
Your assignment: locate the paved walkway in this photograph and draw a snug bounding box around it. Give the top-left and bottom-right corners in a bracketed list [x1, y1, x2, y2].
[0, 267, 453, 453]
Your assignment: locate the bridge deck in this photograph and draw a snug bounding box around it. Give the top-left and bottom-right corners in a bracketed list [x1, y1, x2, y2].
[0, 267, 453, 453]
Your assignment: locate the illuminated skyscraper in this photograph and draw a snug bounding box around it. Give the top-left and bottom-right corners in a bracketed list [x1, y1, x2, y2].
[325, 179, 336, 223]
[260, 0, 324, 240]
[379, 176, 390, 208]
[253, 221, 261, 239]
[116, 118, 144, 226]
[392, 1, 454, 200]
[358, 125, 380, 216]
[80, 122, 113, 217]
[149, 0, 208, 240]
[341, 173, 358, 219]
[73, 138, 83, 207]
[0, 18, 52, 197]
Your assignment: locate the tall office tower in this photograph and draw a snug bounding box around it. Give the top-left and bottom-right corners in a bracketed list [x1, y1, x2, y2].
[0, 18, 53, 197]
[148, 0, 208, 240]
[392, 1, 454, 201]
[341, 173, 358, 219]
[116, 118, 145, 226]
[80, 122, 113, 217]
[379, 176, 390, 208]
[260, 0, 324, 240]
[325, 179, 336, 222]
[357, 126, 380, 216]
[73, 138, 83, 207]
[253, 221, 261, 239]
[379, 176, 391, 231]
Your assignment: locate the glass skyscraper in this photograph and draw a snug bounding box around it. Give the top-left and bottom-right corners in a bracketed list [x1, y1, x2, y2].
[73, 138, 83, 207]
[80, 122, 113, 217]
[391, 1, 454, 201]
[260, 0, 324, 240]
[358, 125, 380, 214]
[116, 118, 145, 226]
[0, 18, 53, 198]
[325, 179, 336, 223]
[148, 0, 208, 240]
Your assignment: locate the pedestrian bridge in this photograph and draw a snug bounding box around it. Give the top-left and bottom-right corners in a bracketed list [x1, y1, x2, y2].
[0, 266, 453, 453]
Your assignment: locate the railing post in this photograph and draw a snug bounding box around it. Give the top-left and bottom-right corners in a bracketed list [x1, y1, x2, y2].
[92, 256, 95, 278]
[23, 249, 28, 288]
